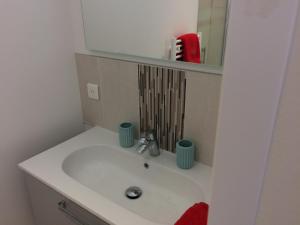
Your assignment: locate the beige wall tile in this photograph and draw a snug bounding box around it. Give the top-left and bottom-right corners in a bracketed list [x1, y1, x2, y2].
[75, 53, 221, 166]
[76, 54, 140, 136]
[184, 71, 222, 166]
[75, 54, 103, 126]
[97, 58, 140, 135]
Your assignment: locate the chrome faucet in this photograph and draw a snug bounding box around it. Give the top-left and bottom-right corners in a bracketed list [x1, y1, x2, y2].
[137, 130, 160, 157]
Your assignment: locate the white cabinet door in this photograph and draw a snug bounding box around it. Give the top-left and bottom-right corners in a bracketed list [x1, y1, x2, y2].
[25, 175, 109, 225]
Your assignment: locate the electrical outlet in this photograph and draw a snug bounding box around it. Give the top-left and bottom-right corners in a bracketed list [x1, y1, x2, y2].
[87, 83, 99, 100]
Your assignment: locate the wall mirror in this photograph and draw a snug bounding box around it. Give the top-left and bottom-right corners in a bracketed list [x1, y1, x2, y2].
[81, 0, 229, 68]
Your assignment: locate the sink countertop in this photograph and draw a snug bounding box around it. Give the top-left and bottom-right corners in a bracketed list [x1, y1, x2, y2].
[19, 126, 212, 225]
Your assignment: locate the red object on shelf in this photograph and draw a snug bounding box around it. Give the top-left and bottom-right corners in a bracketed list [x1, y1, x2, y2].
[178, 33, 201, 64]
[174, 202, 209, 225]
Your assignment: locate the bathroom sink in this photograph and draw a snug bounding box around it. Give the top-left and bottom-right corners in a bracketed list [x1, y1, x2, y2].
[19, 127, 211, 225]
[63, 145, 205, 224]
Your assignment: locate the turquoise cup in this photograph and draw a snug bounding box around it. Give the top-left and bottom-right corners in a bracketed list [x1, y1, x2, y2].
[118, 122, 135, 148]
[176, 139, 195, 169]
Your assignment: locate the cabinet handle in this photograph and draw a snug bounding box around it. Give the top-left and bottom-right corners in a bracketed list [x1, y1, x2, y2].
[58, 200, 90, 225]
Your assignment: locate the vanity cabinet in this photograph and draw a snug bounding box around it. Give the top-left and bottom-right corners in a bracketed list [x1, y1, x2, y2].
[25, 174, 110, 225]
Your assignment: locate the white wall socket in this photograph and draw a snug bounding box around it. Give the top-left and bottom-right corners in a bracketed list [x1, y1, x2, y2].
[87, 83, 99, 100]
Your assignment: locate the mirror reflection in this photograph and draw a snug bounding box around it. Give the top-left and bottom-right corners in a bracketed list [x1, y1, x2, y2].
[197, 0, 228, 65]
[81, 0, 229, 67]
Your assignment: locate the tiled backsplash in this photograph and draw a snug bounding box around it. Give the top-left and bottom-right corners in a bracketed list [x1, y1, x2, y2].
[138, 65, 186, 152]
[75, 53, 221, 166]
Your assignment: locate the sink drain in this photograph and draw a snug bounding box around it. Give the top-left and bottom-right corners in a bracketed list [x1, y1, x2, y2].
[125, 186, 143, 200]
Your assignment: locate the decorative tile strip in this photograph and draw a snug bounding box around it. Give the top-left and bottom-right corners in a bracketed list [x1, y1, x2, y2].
[138, 65, 186, 152]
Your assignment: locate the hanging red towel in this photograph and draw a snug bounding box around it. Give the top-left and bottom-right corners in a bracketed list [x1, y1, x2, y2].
[178, 33, 201, 64]
[174, 202, 209, 225]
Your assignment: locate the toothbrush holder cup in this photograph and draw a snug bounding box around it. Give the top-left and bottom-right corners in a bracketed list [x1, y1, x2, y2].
[176, 139, 195, 169]
[118, 122, 135, 148]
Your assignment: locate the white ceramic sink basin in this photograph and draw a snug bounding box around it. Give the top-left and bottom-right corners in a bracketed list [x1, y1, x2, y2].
[19, 127, 211, 225]
[63, 145, 205, 224]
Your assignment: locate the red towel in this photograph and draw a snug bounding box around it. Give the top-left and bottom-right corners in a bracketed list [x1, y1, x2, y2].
[178, 33, 201, 64]
[174, 202, 209, 225]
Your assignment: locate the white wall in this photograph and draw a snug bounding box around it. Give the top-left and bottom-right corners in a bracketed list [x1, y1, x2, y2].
[208, 0, 299, 225]
[256, 3, 300, 225]
[0, 1, 83, 225]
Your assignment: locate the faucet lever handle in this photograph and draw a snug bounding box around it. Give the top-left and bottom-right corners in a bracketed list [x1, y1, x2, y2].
[146, 130, 156, 141]
[138, 137, 148, 145]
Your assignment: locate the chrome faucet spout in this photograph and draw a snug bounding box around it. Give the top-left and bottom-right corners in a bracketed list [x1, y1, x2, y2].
[136, 131, 160, 157]
[137, 144, 148, 154]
